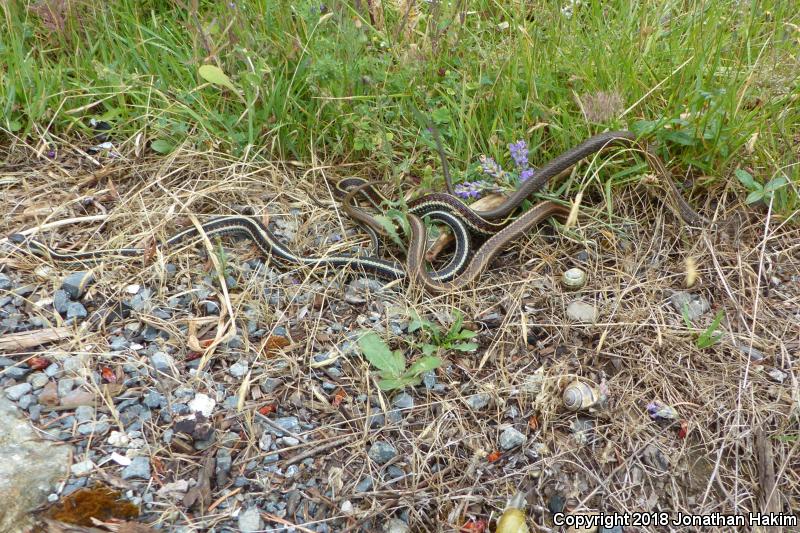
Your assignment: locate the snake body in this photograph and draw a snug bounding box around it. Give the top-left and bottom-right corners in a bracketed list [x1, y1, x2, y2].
[12, 130, 698, 292]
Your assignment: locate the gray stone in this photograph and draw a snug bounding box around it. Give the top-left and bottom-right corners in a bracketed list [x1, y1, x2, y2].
[259, 432, 273, 451]
[53, 289, 70, 314]
[150, 351, 173, 373]
[277, 436, 300, 447]
[17, 394, 35, 410]
[0, 273, 10, 291]
[285, 464, 299, 478]
[266, 416, 300, 436]
[422, 371, 437, 389]
[367, 441, 397, 465]
[229, 360, 249, 378]
[499, 427, 527, 450]
[566, 301, 599, 323]
[0, 359, 29, 380]
[128, 288, 152, 312]
[392, 393, 414, 410]
[66, 302, 88, 319]
[28, 372, 49, 390]
[57, 378, 75, 397]
[0, 397, 69, 532]
[62, 355, 85, 374]
[143, 391, 165, 408]
[44, 363, 60, 377]
[344, 277, 385, 304]
[70, 460, 95, 477]
[5, 383, 32, 401]
[108, 335, 130, 351]
[387, 466, 404, 480]
[465, 393, 491, 410]
[121, 456, 151, 480]
[238, 506, 264, 532]
[77, 421, 110, 436]
[669, 291, 710, 321]
[75, 405, 95, 423]
[61, 272, 95, 299]
[355, 476, 374, 492]
[383, 518, 410, 533]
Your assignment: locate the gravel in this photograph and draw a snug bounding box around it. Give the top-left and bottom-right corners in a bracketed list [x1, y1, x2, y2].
[238, 507, 264, 532]
[368, 441, 397, 465]
[121, 456, 151, 480]
[499, 427, 527, 450]
[61, 271, 94, 299]
[5, 383, 32, 401]
[66, 302, 88, 319]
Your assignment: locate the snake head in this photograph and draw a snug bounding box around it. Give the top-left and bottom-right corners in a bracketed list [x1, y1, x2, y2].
[8, 233, 28, 244]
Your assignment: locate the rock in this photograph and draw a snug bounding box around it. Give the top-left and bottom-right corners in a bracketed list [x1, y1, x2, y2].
[278, 436, 300, 447]
[566, 301, 599, 323]
[70, 460, 95, 477]
[150, 351, 174, 373]
[368, 441, 397, 465]
[5, 383, 32, 401]
[238, 506, 264, 532]
[767, 368, 787, 383]
[229, 360, 249, 378]
[188, 393, 216, 417]
[121, 456, 151, 480]
[266, 416, 300, 436]
[77, 421, 110, 436]
[464, 393, 491, 410]
[143, 390, 165, 408]
[28, 372, 49, 390]
[260, 377, 282, 394]
[0, 397, 69, 532]
[52, 289, 70, 314]
[61, 271, 95, 299]
[259, 432, 273, 451]
[17, 395, 34, 410]
[108, 335, 130, 351]
[355, 476, 374, 492]
[499, 427, 527, 450]
[75, 405, 95, 424]
[57, 378, 74, 397]
[383, 518, 411, 533]
[66, 302, 88, 319]
[107, 431, 130, 447]
[392, 393, 414, 410]
[344, 278, 385, 304]
[669, 291, 710, 321]
[128, 288, 152, 312]
[0, 273, 11, 290]
[736, 345, 765, 362]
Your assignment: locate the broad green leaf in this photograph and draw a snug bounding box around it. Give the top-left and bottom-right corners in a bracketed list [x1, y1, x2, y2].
[358, 332, 405, 378]
[421, 344, 437, 356]
[405, 356, 443, 376]
[663, 130, 697, 146]
[734, 169, 757, 191]
[6, 119, 22, 132]
[446, 310, 464, 339]
[372, 214, 404, 247]
[745, 190, 764, 204]
[377, 378, 409, 391]
[431, 106, 450, 125]
[198, 64, 239, 93]
[764, 176, 788, 194]
[451, 342, 479, 352]
[455, 329, 477, 340]
[151, 139, 174, 154]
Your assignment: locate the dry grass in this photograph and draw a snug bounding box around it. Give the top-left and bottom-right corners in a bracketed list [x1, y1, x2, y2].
[1, 141, 797, 532]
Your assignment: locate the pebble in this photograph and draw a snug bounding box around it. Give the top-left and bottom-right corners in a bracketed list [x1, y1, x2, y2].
[121, 456, 151, 480]
[368, 441, 397, 465]
[107, 431, 130, 447]
[499, 427, 527, 450]
[75, 405, 95, 423]
[128, 288, 152, 312]
[384, 518, 411, 533]
[767, 368, 787, 383]
[188, 393, 216, 417]
[0, 359, 29, 380]
[62, 355, 85, 374]
[669, 291, 710, 321]
[66, 302, 88, 319]
[18, 394, 35, 409]
[355, 476, 374, 492]
[108, 336, 130, 351]
[238, 507, 264, 532]
[5, 383, 32, 401]
[57, 378, 75, 397]
[53, 289, 70, 314]
[392, 393, 414, 410]
[143, 391, 165, 408]
[70, 460, 95, 477]
[344, 278, 385, 304]
[259, 433, 273, 451]
[277, 436, 300, 447]
[465, 393, 491, 410]
[566, 301, 599, 323]
[0, 273, 10, 290]
[44, 363, 60, 377]
[266, 416, 300, 436]
[77, 421, 110, 436]
[28, 372, 49, 390]
[61, 271, 95, 299]
[229, 361, 249, 378]
[737, 344, 765, 362]
[149, 351, 174, 373]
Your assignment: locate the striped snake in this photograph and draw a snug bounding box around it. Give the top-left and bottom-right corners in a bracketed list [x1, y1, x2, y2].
[10, 131, 701, 293]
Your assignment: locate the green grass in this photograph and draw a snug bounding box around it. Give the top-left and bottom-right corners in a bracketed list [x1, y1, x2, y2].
[1, 0, 797, 211]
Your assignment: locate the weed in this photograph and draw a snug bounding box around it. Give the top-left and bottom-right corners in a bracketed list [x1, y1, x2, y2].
[357, 331, 443, 391]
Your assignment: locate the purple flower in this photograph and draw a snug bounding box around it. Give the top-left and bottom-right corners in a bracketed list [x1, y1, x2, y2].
[454, 180, 501, 200]
[508, 140, 530, 170]
[519, 168, 535, 182]
[479, 155, 505, 179]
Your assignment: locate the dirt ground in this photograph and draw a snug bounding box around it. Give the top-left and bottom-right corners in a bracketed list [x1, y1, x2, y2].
[0, 145, 797, 532]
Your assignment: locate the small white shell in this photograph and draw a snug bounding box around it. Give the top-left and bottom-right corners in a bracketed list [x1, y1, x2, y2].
[563, 381, 600, 411]
[561, 268, 587, 290]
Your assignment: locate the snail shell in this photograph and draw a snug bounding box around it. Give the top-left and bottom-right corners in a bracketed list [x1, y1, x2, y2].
[562, 381, 601, 411]
[496, 508, 530, 533]
[561, 267, 587, 290]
